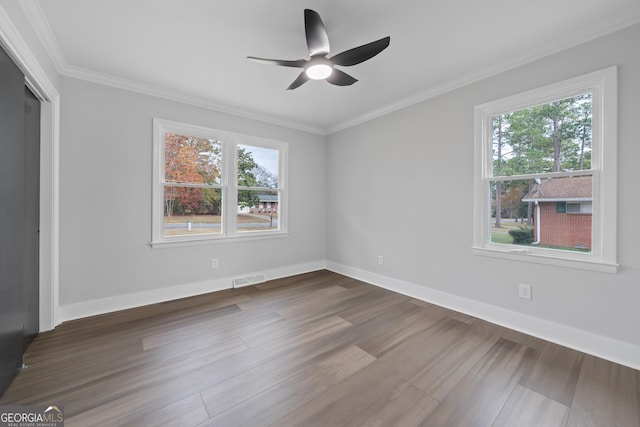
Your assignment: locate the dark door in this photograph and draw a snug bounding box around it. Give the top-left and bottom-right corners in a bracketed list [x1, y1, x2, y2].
[23, 87, 40, 350]
[0, 45, 40, 396]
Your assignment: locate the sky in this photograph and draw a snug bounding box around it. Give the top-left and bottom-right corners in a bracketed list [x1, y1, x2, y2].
[240, 144, 279, 176]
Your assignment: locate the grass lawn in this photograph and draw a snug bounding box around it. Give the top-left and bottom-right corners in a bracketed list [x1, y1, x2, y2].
[491, 220, 531, 245]
[164, 214, 221, 224]
[163, 213, 278, 224]
[490, 219, 590, 252]
[163, 213, 278, 236]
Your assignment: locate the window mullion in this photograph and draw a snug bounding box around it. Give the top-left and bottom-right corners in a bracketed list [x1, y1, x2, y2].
[224, 140, 238, 236]
[491, 170, 594, 182]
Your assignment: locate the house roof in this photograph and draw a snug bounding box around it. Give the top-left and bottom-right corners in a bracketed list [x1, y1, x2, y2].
[258, 194, 278, 203]
[522, 176, 592, 202]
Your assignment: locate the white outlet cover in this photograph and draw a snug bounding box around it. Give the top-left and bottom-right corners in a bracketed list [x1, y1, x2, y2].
[518, 283, 532, 300]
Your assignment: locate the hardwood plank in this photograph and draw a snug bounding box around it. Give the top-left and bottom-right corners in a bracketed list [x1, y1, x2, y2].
[492, 385, 570, 427]
[519, 341, 584, 406]
[141, 308, 283, 351]
[342, 381, 439, 427]
[275, 284, 383, 321]
[50, 335, 248, 419]
[45, 291, 251, 339]
[199, 317, 354, 418]
[235, 272, 355, 312]
[3, 307, 278, 406]
[50, 303, 357, 424]
[274, 318, 477, 426]
[356, 303, 452, 358]
[273, 357, 411, 427]
[253, 270, 337, 291]
[238, 313, 349, 349]
[335, 290, 408, 324]
[201, 345, 376, 426]
[421, 337, 538, 427]
[448, 311, 477, 324]
[390, 394, 442, 427]
[120, 393, 209, 427]
[25, 301, 246, 369]
[498, 326, 548, 353]
[1, 270, 638, 427]
[408, 318, 502, 401]
[566, 354, 640, 427]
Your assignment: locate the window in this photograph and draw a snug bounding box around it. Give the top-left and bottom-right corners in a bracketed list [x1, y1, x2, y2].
[566, 202, 592, 214]
[473, 68, 617, 273]
[152, 119, 287, 247]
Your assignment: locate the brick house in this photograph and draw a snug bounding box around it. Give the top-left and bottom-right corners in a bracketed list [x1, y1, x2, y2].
[251, 194, 278, 213]
[238, 193, 279, 214]
[522, 176, 592, 250]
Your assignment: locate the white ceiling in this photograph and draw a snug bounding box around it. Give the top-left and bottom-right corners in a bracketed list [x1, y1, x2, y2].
[23, 0, 640, 134]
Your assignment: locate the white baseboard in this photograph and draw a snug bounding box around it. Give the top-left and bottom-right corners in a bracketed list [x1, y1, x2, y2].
[59, 260, 326, 323]
[326, 261, 640, 371]
[59, 259, 639, 371]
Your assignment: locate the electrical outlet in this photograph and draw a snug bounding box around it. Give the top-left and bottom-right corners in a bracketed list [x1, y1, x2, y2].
[211, 258, 219, 269]
[518, 283, 532, 300]
[377, 255, 384, 266]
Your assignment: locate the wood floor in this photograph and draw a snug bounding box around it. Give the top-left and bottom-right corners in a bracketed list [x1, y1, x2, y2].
[1, 270, 639, 426]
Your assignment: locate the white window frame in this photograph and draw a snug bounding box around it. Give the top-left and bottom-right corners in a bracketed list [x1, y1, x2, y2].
[472, 67, 618, 273]
[151, 119, 288, 248]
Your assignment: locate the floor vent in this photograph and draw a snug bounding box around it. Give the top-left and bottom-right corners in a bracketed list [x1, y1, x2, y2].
[232, 274, 266, 288]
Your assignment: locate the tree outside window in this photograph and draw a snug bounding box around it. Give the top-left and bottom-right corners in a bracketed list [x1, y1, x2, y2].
[473, 68, 618, 273]
[152, 119, 287, 246]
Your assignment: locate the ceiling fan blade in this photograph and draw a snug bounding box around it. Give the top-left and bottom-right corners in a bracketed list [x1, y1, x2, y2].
[330, 36, 390, 66]
[247, 57, 306, 68]
[304, 9, 330, 57]
[286, 71, 310, 90]
[327, 69, 358, 86]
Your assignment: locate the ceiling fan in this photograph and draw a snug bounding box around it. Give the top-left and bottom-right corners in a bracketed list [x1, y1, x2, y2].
[247, 9, 390, 90]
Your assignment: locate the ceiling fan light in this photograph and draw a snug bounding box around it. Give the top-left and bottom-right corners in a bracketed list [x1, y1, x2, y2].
[306, 63, 333, 80]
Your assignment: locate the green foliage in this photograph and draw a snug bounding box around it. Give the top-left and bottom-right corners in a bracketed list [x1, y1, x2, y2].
[508, 226, 534, 244]
[237, 147, 260, 209]
[492, 93, 592, 177]
[491, 93, 592, 225]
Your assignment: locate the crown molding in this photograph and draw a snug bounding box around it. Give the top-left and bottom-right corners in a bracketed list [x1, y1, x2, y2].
[19, 0, 327, 136]
[61, 63, 327, 135]
[328, 14, 640, 134]
[19, 0, 640, 136]
[19, 0, 66, 73]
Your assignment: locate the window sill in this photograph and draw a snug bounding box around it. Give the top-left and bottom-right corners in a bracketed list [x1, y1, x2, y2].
[472, 246, 618, 274]
[151, 231, 289, 249]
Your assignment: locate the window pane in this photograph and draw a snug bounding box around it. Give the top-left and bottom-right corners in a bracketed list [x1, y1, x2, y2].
[163, 186, 222, 236]
[237, 190, 279, 232]
[566, 203, 581, 213]
[237, 144, 279, 188]
[165, 133, 222, 185]
[491, 176, 592, 252]
[492, 93, 592, 177]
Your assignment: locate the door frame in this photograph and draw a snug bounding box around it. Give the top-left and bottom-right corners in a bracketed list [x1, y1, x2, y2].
[0, 6, 60, 330]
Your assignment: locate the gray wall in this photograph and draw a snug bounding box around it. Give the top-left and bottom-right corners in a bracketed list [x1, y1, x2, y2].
[58, 77, 327, 307]
[327, 25, 640, 349]
[3, 0, 638, 365]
